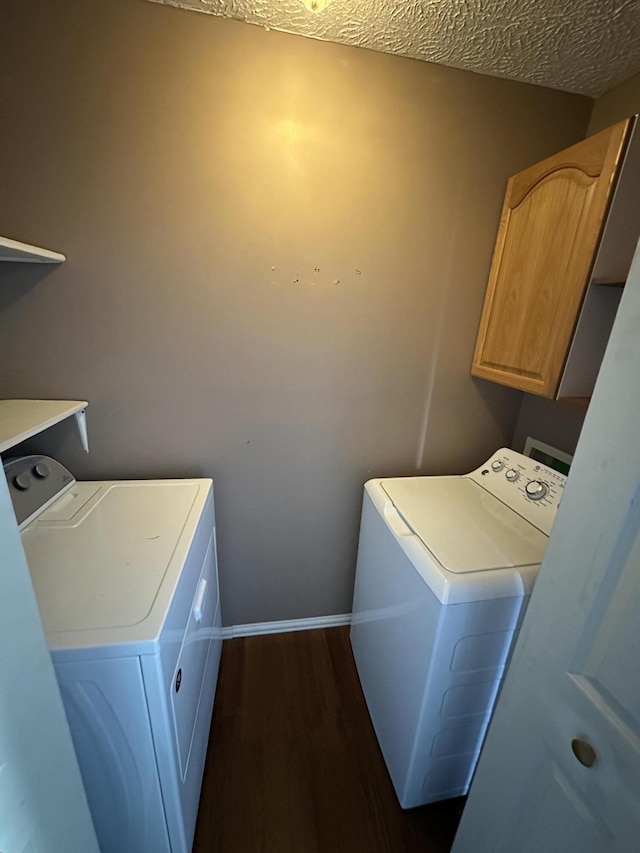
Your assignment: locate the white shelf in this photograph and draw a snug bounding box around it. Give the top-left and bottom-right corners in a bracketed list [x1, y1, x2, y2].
[0, 400, 89, 454]
[0, 236, 65, 263]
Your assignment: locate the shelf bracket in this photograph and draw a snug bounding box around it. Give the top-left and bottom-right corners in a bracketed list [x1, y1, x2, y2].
[74, 409, 89, 453]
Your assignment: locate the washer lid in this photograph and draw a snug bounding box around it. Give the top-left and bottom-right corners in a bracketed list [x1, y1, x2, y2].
[380, 476, 547, 573]
[21, 481, 204, 638]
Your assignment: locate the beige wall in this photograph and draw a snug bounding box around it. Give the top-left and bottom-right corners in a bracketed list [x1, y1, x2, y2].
[589, 71, 640, 133]
[0, 0, 591, 625]
[512, 73, 640, 460]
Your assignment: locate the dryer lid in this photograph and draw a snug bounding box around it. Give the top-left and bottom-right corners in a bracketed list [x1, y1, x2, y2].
[380, 476, 547, 573]
[21, 480, 204, 638]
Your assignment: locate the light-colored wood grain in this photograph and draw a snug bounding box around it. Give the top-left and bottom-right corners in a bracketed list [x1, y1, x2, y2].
[472, 118, 632, 397]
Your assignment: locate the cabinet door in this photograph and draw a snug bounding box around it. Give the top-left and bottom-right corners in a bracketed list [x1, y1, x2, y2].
[472, 119, 631, 397]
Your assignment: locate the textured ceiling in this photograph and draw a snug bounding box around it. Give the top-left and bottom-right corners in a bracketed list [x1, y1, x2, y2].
[146, 0, 640, 97]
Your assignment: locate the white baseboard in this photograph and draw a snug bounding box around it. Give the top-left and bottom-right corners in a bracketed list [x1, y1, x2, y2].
[220, 612, 352, 639]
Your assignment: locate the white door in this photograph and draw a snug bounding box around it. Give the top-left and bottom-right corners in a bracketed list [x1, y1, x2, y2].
[0, 469, 99, 853]
[452, 248, 640, 852]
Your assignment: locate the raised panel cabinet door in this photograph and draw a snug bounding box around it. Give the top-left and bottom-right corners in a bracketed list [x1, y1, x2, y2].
[472, 118, 631, 397]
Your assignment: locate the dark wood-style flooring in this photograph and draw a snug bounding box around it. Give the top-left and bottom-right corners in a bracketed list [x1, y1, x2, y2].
[193, 626, 465, 852]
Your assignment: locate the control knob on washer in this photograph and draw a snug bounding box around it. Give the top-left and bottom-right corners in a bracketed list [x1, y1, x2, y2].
[526, 480, 548, 500]
[491, 460, 504, 472]
[505, 469, 519, 482]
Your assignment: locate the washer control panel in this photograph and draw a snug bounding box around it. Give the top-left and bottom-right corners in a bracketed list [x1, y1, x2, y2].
[468, 447, 567, 536]
[3, 455, 75, 528]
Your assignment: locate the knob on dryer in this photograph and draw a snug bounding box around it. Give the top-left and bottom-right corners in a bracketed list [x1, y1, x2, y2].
[33, 462, 50, 479]
[14, 472, 31, 491]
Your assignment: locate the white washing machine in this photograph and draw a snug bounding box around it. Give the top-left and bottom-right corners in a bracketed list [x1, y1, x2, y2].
[5, 454, 222, 853]
[350, 447, 566, 809]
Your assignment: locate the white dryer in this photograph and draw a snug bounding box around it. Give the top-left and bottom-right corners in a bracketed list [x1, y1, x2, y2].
[5, 455, 222, 853]
[350, 448, 565, 809]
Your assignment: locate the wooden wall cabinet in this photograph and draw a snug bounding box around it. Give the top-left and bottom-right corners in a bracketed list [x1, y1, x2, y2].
[472, 116, 640, 402]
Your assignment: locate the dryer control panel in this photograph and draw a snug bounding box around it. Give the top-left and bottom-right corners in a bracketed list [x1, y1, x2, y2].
[4, 455, 75, 528]
[468, 448, 566, 536]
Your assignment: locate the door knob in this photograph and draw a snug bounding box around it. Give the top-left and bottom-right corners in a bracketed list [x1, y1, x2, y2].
[571, 738, 597, 767]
